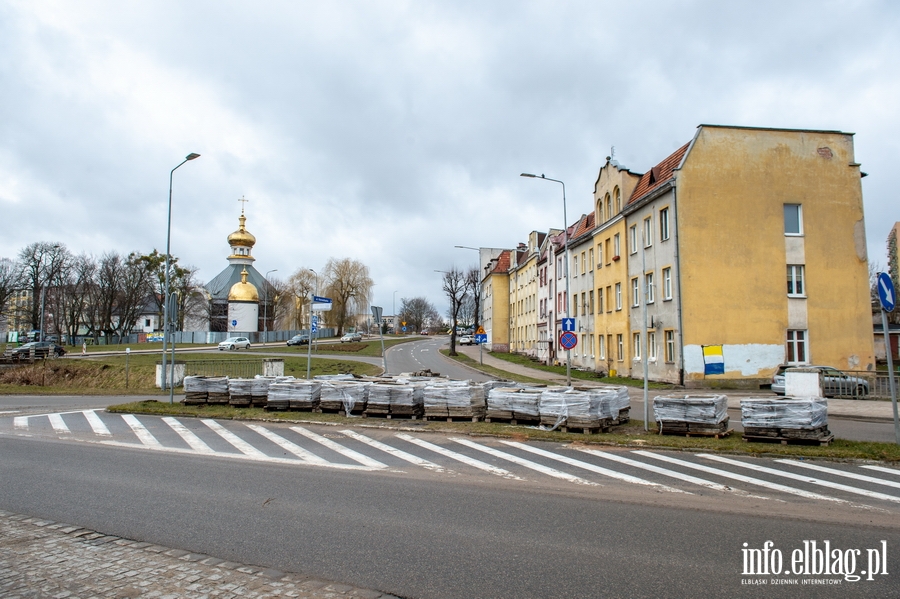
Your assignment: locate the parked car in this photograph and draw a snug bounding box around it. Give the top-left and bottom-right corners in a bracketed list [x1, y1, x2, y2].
[287, 334, 310, 346]
[218, 336, 251, 351]
[771, 365, 869, 397]
[458, 335, 474, 345]
[9, 341, 67, 361]
[340, 333, 362, 343]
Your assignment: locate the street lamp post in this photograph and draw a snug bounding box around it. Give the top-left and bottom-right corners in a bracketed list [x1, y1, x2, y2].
[307, 268, 317, 379]
[263, 269, 277, 345]
[162, 153, 200, 399]
[521, 173, 571, 387]
[392, 290, 398, 335]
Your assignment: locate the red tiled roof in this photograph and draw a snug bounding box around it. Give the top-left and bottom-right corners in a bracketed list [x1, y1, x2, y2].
[628, 142, 690, 205]
[571, 212, 595, 241]
[490, 250, 511, 274]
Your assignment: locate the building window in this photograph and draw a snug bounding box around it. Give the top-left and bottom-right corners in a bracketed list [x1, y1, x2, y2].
[581, 252, 586, 275]
[613, 234, 620, 258]
[573, 255, 578, 277]
[633, 332, 641, 360]
[786, 330, 808, 364]
[645, 272, 655, 304]
[663, 267, 672, 300]
[787, 265, 805, 296]
[557, 257, 562, 278]
[643, 217, 652, 247]
[582, 292, 587, 316]
[599, 335, 606, 359]
[784, 204, 803, 235]
[144, 319, 151, 327]
[615, 188, 621, 213]
[573, 294, 578, 317]
[597, 288, 604, 314]
[597, 244, 602, 268]
[664, 330, 675, 363]
[615, 283, 622, 310]
[606, 194, 612, 220]
[589, 290, 594, 314]
[660, 207, 670, 241]
[617, 334, 624, 361]
[648, 331, 657, 361]
[589, 248, 594, 271]
[631, 277, 640, 307]
[629, 226, 638, 254]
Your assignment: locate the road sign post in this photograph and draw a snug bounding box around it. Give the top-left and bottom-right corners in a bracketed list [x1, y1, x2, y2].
[877, 273, 899, 444]
[475, 326, 487, 365]
[372, 306, 387, 373]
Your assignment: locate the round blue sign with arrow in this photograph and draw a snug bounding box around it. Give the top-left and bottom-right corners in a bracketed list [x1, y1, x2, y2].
[878, 272, 895, 312]
[559, 331, 578, 350]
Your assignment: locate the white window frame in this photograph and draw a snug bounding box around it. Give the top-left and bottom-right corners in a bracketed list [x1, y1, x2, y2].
[787, 264, 805, 297]
[645, 272, 655, 304]
[613, 234, 621, 259]
[663, 267, 672, 300]
[615, 283, 622, 310]
[660, 207, 670, 241]
[616, 333, 624, 361]
[784, 204, 803, 236]
[599, 334, 606, 359]
[633, 332, 641, 360]
[648, 331, 657, 361]
[643, 217, 652, 248]
[629, 226, 638, 255]
[786, 329, 808, 364]
[631, 277, 640, 307]
[664, 329, 675, 363]
[597, 244, 603, 268]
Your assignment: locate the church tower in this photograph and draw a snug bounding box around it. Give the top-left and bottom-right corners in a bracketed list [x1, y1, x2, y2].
[204, 200, 273, 333]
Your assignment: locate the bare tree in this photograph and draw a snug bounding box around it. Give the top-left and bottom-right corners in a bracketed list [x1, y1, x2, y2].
[172, 265, 207, 331]
[16, 242, 68, 330]
[285, 268, 316, 330]
[323, 258, 373, 336]
[441, 267, 467, 355]
[57, 253, 97, 344]
[0, 258, 19, 323]
[398, 297, 440, 333]
[465, 266, 481, 329]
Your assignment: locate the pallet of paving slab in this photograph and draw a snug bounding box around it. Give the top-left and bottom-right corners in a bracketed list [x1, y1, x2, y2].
[206, 392, 230, 405]
[560, 424, 609, 434]
[657, 421, 732, 438]
[742, 432, 834, 446]
[483, 415, 540, 425]
[611, 408, 631, 425]
[362, 411, 421, 420]
[742, 425, 829, 439]
[182, 393, 208, 406]
[251, 395, 268, 408]
[318, 406, 366, 416]
[425, 414, 483, 422]
[228, 394, 252, 408]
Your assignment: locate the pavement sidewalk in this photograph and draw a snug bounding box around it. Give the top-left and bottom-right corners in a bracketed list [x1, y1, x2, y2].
[452, 343, 898, 423]
[0, 510, 395, 599]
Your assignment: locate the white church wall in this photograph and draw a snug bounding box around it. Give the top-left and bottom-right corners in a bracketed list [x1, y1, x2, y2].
[228, 302, 259, 333]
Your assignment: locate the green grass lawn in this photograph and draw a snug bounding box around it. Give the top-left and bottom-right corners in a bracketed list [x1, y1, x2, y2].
[248, 336, 421, 357]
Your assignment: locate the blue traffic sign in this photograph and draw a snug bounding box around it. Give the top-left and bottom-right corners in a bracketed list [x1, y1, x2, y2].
[561, 318, 576, 332]
[313, 295, 332, 304]
[559, 331, 577, 350]
[475, 333, 487, 344]
[231, 319, 237, 326]
[311, 315, 318, 332]
[878, 272, 895, 312]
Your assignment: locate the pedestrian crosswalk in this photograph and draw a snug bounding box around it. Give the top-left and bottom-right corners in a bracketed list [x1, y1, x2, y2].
[5, 410, 900, 510]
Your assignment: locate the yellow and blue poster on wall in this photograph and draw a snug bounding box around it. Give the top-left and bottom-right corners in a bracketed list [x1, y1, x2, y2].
[702, 345, 724, 375]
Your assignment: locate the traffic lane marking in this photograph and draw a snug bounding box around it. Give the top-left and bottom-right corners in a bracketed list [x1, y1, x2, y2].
[395, 433, 522, 480]
[634, 450, 849, 504]
[699, 454, 900, 504]
[454, 438, 598, 486]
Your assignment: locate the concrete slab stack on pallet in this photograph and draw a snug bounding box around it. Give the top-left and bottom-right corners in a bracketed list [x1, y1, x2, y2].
[423, 381, 485, 421]
[740, 397, 832, 445]
[653, 394, 731, 437]
[319, 381, 371, 414]
[365, 382, 424, 419]
[485, 387, 543, 424]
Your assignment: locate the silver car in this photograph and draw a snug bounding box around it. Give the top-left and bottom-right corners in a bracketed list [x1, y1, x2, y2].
[218, 336, 251, 351]
[772, 365, 868, 398]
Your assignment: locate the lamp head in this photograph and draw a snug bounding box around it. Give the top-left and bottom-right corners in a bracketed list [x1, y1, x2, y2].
[186, 153, 200, 160]
[520, 173, 538, 178]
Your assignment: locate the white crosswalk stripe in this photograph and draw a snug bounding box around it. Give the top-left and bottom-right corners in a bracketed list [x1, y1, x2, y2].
[122, 414, 162, 448]
[340, 429, 448, 472]
[245, 424, 330, 465]
[83, 410, 111, 436]
[396, 433, 522, 479]
[162, 417, 215, 454]
[699, 454, 900, 504]
[634, 450, 848, 503]
[48, 413, 70, 434]
[775, 459, 900, 491]
[202, 419, 268, 458]
[861, 464, 900, 477]
[290, 426, 388, 469]
[13, 416, 28, 429]
[454, 438, 598, 486]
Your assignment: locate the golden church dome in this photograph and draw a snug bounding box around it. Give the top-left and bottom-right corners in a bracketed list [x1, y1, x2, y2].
[228, 268, 259, 302]
[227, 213, 256, 248]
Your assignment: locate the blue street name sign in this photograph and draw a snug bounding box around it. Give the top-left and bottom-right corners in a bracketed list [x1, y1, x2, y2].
[878, 272, 896, 312]
[562, 317, 576, 332]
[313, 295, 332, 304]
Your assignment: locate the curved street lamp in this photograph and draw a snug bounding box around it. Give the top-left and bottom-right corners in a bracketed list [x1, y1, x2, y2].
[521, 172, 570, 387]
[162, 152, 200, 401]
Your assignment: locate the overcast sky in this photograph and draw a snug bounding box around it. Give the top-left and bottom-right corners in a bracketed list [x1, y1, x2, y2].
[3, 1, 898, 317]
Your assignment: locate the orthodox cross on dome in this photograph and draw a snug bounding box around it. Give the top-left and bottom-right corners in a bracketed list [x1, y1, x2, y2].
[238, 196, 249, 213]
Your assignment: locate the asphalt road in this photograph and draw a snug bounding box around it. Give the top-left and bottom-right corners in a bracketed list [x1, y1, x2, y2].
[2, 428, 898, 599]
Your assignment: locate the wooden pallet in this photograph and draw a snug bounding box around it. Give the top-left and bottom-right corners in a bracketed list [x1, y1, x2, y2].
[657, 418, 731, 438]
[742, 426, 834, 446]
[424, 415, 483, 422]
[742, 433, 834, 446]
[559, 424, 609, 434]
[484, 416, 540, 425]
[362, 411, 422, 420]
